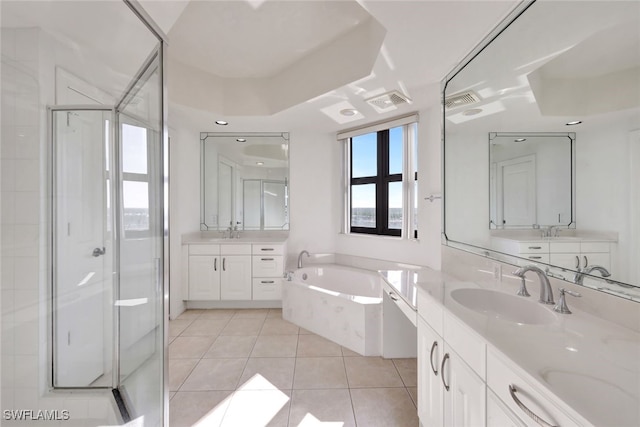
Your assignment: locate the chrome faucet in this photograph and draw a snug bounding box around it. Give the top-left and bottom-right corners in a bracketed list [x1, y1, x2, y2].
[512, 265, 555, 305]
[541, 225, 560, 238]
[297, 250, 310, 268]
[573, 265, 610, 286]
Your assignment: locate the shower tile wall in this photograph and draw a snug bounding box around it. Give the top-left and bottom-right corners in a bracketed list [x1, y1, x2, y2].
[1, 28, 116, 425]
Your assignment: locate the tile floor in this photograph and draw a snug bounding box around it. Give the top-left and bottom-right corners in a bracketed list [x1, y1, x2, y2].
[169, 308, 419, 427]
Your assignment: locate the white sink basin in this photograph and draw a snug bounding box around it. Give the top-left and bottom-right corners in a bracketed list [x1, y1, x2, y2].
[450, 288, 557, 325]
[539, 369, 638, 427]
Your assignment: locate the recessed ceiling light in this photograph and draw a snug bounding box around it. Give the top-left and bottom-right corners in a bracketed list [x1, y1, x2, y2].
[236, 138, 247, 143]
[514, 138, 527, 142]
[340, 108, 358, 117]
[462, 108, 483, 116]
[256, 161, 264, 166]
[565, 120, 582, 126]
[215, 120, 228, 126]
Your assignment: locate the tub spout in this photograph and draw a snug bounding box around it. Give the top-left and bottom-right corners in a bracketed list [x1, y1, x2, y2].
[297, 250, 310, 268]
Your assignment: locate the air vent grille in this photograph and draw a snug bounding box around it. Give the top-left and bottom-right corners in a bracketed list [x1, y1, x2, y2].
[444, 91, 480, 109]
[365, 90, 412, 110]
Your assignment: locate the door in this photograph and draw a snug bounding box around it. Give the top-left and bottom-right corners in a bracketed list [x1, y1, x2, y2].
[443, 345, 486, 427]
[188, 256, 221, 300]
[221, 255, 252, 300]
[418, 317, 444, 426]
[53, 109, 112, 387]
[498, 155, 536, 227]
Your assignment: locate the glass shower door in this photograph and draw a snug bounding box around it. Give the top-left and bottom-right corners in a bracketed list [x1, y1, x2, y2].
[116, 48, 165, 425]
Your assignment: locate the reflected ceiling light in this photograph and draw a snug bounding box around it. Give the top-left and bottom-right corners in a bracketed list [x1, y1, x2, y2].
[256, 161, 264, 166]
[565, 120, 582, 126]
[236, 138, 247, 142]
[340, 108, 358, 116]
[462, 108, 483, 116]
[514, 138, 527, 142]
[215, 120, 228, 125]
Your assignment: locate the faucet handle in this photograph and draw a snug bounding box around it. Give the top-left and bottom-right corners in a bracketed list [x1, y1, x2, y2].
[554, 288, 582, 314]
[516, 277, 530, 297]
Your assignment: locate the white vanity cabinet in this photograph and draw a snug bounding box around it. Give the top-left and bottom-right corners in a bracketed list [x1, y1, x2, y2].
[417, 291, 486, 427]
[188, 244, 252, 300]
[219, 244, 252, 300]
[252, 243, 285, 300]
[549, 241, 610, 271]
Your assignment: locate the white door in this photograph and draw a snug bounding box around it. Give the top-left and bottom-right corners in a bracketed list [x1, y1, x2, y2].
[443, 345, 486, 427]
[188, 255, 221, 300]
[221, 255, 252, 300]
[418, 317, 445, 426]
[54, 109, 110, 387]
[498, 156, 536, 227]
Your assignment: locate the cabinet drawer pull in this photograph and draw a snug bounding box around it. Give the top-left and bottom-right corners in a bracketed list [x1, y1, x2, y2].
[583, 255, 588, 267]
[575, 255, 580, 269]
[529, 256, 542, 260]
[223, 258, 226, 271]
[261, 248, 275, 251]
[388, 292, 398, 301]
[260, 280, 275, 284]
[441, 353, 450, 391]
[509, 385, 558, 427]
[429, 341, 438, 376]
[528, 246, 542, 250]
[261, 258, 274, 261]
[214, 258, 217, 271]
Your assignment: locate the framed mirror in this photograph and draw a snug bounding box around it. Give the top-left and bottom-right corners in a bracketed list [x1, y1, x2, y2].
[443, 0, 640, 300]
[489, 132, 574, 230]
[201, 132, 290, 231]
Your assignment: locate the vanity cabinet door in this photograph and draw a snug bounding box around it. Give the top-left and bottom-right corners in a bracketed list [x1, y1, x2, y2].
[442, 344, 486, 427]
[220, 255, 252, 300]
[188, 255, 221, 300]
[418, 316, 444, 426]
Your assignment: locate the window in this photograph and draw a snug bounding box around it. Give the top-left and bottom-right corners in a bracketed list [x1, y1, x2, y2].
[341, 115, 418, 238]
[121, 122, 152, 237]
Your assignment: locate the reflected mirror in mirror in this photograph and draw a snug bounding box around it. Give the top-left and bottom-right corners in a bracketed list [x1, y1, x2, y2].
[489, 132, 574, 229]
[443, 0, 640, 301]
[201, 132, 289, 231]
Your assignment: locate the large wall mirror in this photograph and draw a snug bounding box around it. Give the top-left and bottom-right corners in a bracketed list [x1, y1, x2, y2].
[443, 0, 640, 301]
[201, 132, 290, 231]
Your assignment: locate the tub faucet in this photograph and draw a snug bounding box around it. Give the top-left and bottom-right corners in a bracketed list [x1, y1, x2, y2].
[297, 250, 310, 268]
[573, 265, 610, 286]
[512, 265, 554, 305]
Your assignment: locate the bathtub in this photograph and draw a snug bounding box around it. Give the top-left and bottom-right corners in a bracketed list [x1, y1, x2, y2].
[282, 264, 383, 356]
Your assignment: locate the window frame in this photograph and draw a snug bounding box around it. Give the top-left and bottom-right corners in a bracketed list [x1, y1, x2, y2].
[342, 115, 419, 239]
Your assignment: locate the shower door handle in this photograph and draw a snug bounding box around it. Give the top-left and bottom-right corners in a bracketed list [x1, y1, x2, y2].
[92, 247, 106, 257]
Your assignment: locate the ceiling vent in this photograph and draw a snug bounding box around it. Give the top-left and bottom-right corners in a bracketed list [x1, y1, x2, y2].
[365, 90, 412, 110]
[444, 90, 480, 110]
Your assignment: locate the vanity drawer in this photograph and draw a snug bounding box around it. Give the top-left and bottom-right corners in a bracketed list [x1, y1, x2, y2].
[549, 242, 580, 253]
[521, 254, 549, 264]
[417, 288, 444, 337]
[252, 244, 285, 255]
[487, 348, 582, 427]
[189, 244, 220, 255]
[444, 311, 486, 378]
[253, 255, 284, 277]
[580, 242, 609, 253]
[221, 244, 252, 255]
[252, 278, 282, 300]
[517, 242, 549, 254]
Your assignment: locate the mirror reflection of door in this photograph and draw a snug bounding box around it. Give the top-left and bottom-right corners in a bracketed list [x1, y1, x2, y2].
[218, 159, 233, 229]
[264, 180, 287, 229]
[497, 155, 536, 226]
[54, 109, 111, 387]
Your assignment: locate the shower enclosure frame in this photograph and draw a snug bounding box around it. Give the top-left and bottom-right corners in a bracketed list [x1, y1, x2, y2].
[46, 0, 169, 424]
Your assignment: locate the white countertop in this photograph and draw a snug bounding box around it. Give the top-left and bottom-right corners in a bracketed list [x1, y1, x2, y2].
[415, 276, 640, 427]
[182, 232, 288, 245]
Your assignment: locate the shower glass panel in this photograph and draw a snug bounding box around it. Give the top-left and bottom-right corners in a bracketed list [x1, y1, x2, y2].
[52, 109, 114, 388]
[116, 49, 164, 425]
[264, 181, 288, 229]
